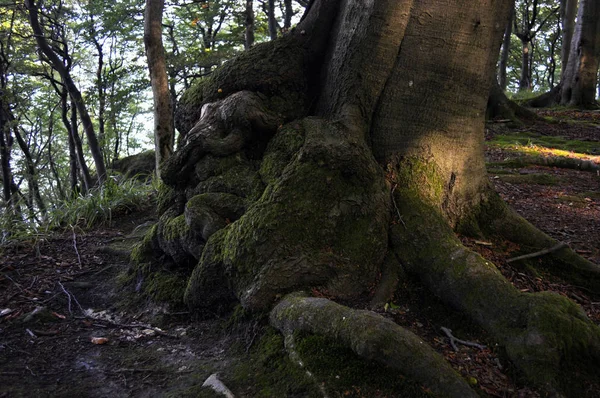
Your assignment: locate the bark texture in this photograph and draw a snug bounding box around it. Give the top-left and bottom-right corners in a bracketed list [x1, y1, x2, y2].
[561, 0, 600, 107]
[144, 0, 174, 177]
[129, 0, 600, 395]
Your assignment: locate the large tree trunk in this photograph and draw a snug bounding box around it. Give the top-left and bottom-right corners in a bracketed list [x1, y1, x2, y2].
[144, 0, 174, 178]
[560, 0, 578, 80]
[131, 1, 600, 396]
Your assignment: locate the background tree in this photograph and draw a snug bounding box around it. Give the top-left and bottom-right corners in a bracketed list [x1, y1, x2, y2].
[25, 0, 107, 183]
[144, 0, 173, 176]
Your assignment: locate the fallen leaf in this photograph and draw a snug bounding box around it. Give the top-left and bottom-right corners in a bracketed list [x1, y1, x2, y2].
[91, 337, 109, 345]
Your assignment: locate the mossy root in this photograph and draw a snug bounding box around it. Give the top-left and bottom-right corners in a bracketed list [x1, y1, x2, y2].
[270, 293, 477, 398]
[480, 193, 600, 293]
[390, 190, 600, 394]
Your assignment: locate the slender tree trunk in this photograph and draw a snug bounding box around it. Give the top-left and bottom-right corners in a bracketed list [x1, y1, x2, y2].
[46, 113, 65, 201]
[244, 0, 255, 50]
[93, 38, 107, 165]
[144, 0, 173, 178]
[283, 0, 293, 31]
[25, 0, 107, 183]
[519, 39, 532, 91]
[499, 4, 514, 90]
[12, 125, 46, 216]
[267, 0, 278, 40]
[0, 106, 14, 209]
[70, 98, 92, 193]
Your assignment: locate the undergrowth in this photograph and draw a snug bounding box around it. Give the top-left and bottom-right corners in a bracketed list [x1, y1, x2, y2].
[0, 176, 157, 247]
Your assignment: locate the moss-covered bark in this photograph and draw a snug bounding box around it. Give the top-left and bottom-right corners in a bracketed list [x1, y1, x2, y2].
[127, 1, 600, 395]
[387, 157, 600, 394]
[270, 294, 477, 398]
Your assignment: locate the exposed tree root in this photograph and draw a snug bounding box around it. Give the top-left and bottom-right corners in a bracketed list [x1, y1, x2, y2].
[479, 193, 600, 292]
[487, 82, 539, 124]
[389, 187, 600, 394]
[270, 293, 477, 398]
[493, 154, 600, 173]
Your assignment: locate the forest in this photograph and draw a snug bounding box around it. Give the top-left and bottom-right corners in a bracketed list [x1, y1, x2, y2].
[1, 0, 600, 397]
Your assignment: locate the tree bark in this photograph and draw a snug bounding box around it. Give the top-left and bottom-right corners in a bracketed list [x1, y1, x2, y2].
[25, 0, 107, 184]
[144, 0, 173, 178]
[244, 0, 254, 50]
[561, 0, 600, 107]
[132, 1, 600, 395]
[267, 0, 278, 40]
[560, 0, 578, 80]
[499, 3, 514, 90]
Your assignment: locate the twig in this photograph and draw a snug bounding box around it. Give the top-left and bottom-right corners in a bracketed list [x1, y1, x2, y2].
[71, 226, 82, 269]
[441, 327, 486, 352]
[57, 280, 85, 315]
[506, 242, 568, 263]
[391, 184, 406, 229]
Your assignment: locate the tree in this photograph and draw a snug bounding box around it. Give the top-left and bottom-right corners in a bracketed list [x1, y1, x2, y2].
[560, 0, 600, 107]
[131, 1, 600, 396]
[513, 0, 559, 91]
[144, 0, 174, 177]
[25, 0, 107, 184]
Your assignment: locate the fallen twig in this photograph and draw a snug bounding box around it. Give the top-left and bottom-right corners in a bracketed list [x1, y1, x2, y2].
[71, 226, 82, 269]
[441, 327, 486, 352]
[57, 280, 85, 315]
[506, 242, 568, 263]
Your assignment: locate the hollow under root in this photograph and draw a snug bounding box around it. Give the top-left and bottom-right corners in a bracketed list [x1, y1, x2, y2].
[390, 189, 600, 394]
[270, 293, 477, 398]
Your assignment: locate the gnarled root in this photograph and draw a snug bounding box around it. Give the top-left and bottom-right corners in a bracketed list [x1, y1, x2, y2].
[390, 190, 600, 393]
[270, 293, 477, 398]
[479, 193, 600, 293]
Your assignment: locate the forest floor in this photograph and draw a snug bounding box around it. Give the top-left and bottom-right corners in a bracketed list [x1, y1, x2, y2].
[1, 109, 599, 398]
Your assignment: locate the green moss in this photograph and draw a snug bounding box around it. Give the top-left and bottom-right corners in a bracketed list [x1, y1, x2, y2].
[162, 215, 189, 242]
[497, 173, 560, 185]
[391, 157, 447, 206]
[130, 224, 158, 265]
[489, 131, 600, 155]
[143, 270, 187, 304]
[295, 333, 432, 397]
[227, 328, 318, 397]
[259, 122, 306, 185]
[177, 37, 309, 134]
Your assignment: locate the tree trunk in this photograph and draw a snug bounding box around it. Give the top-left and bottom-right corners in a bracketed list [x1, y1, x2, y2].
[144, 0, 174, 178]
[519, 38, 532, 91]
[12, 124, 46, 217]
[133, 1, 600, 396]
[499, 3, 514, 90]
[561, 0, 600, 107]
[283, 0, 293, 31]
[560, 0, 578, 80]
[25, 0, 107, 184]
[244, 0, 254, 50]
[267, 0, 277, 40]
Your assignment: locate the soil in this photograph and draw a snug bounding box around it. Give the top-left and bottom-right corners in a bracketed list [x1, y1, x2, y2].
[1, 109, 599, 397]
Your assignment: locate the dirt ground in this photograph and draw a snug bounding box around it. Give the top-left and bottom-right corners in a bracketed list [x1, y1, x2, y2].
[1, 109, 599, 397]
